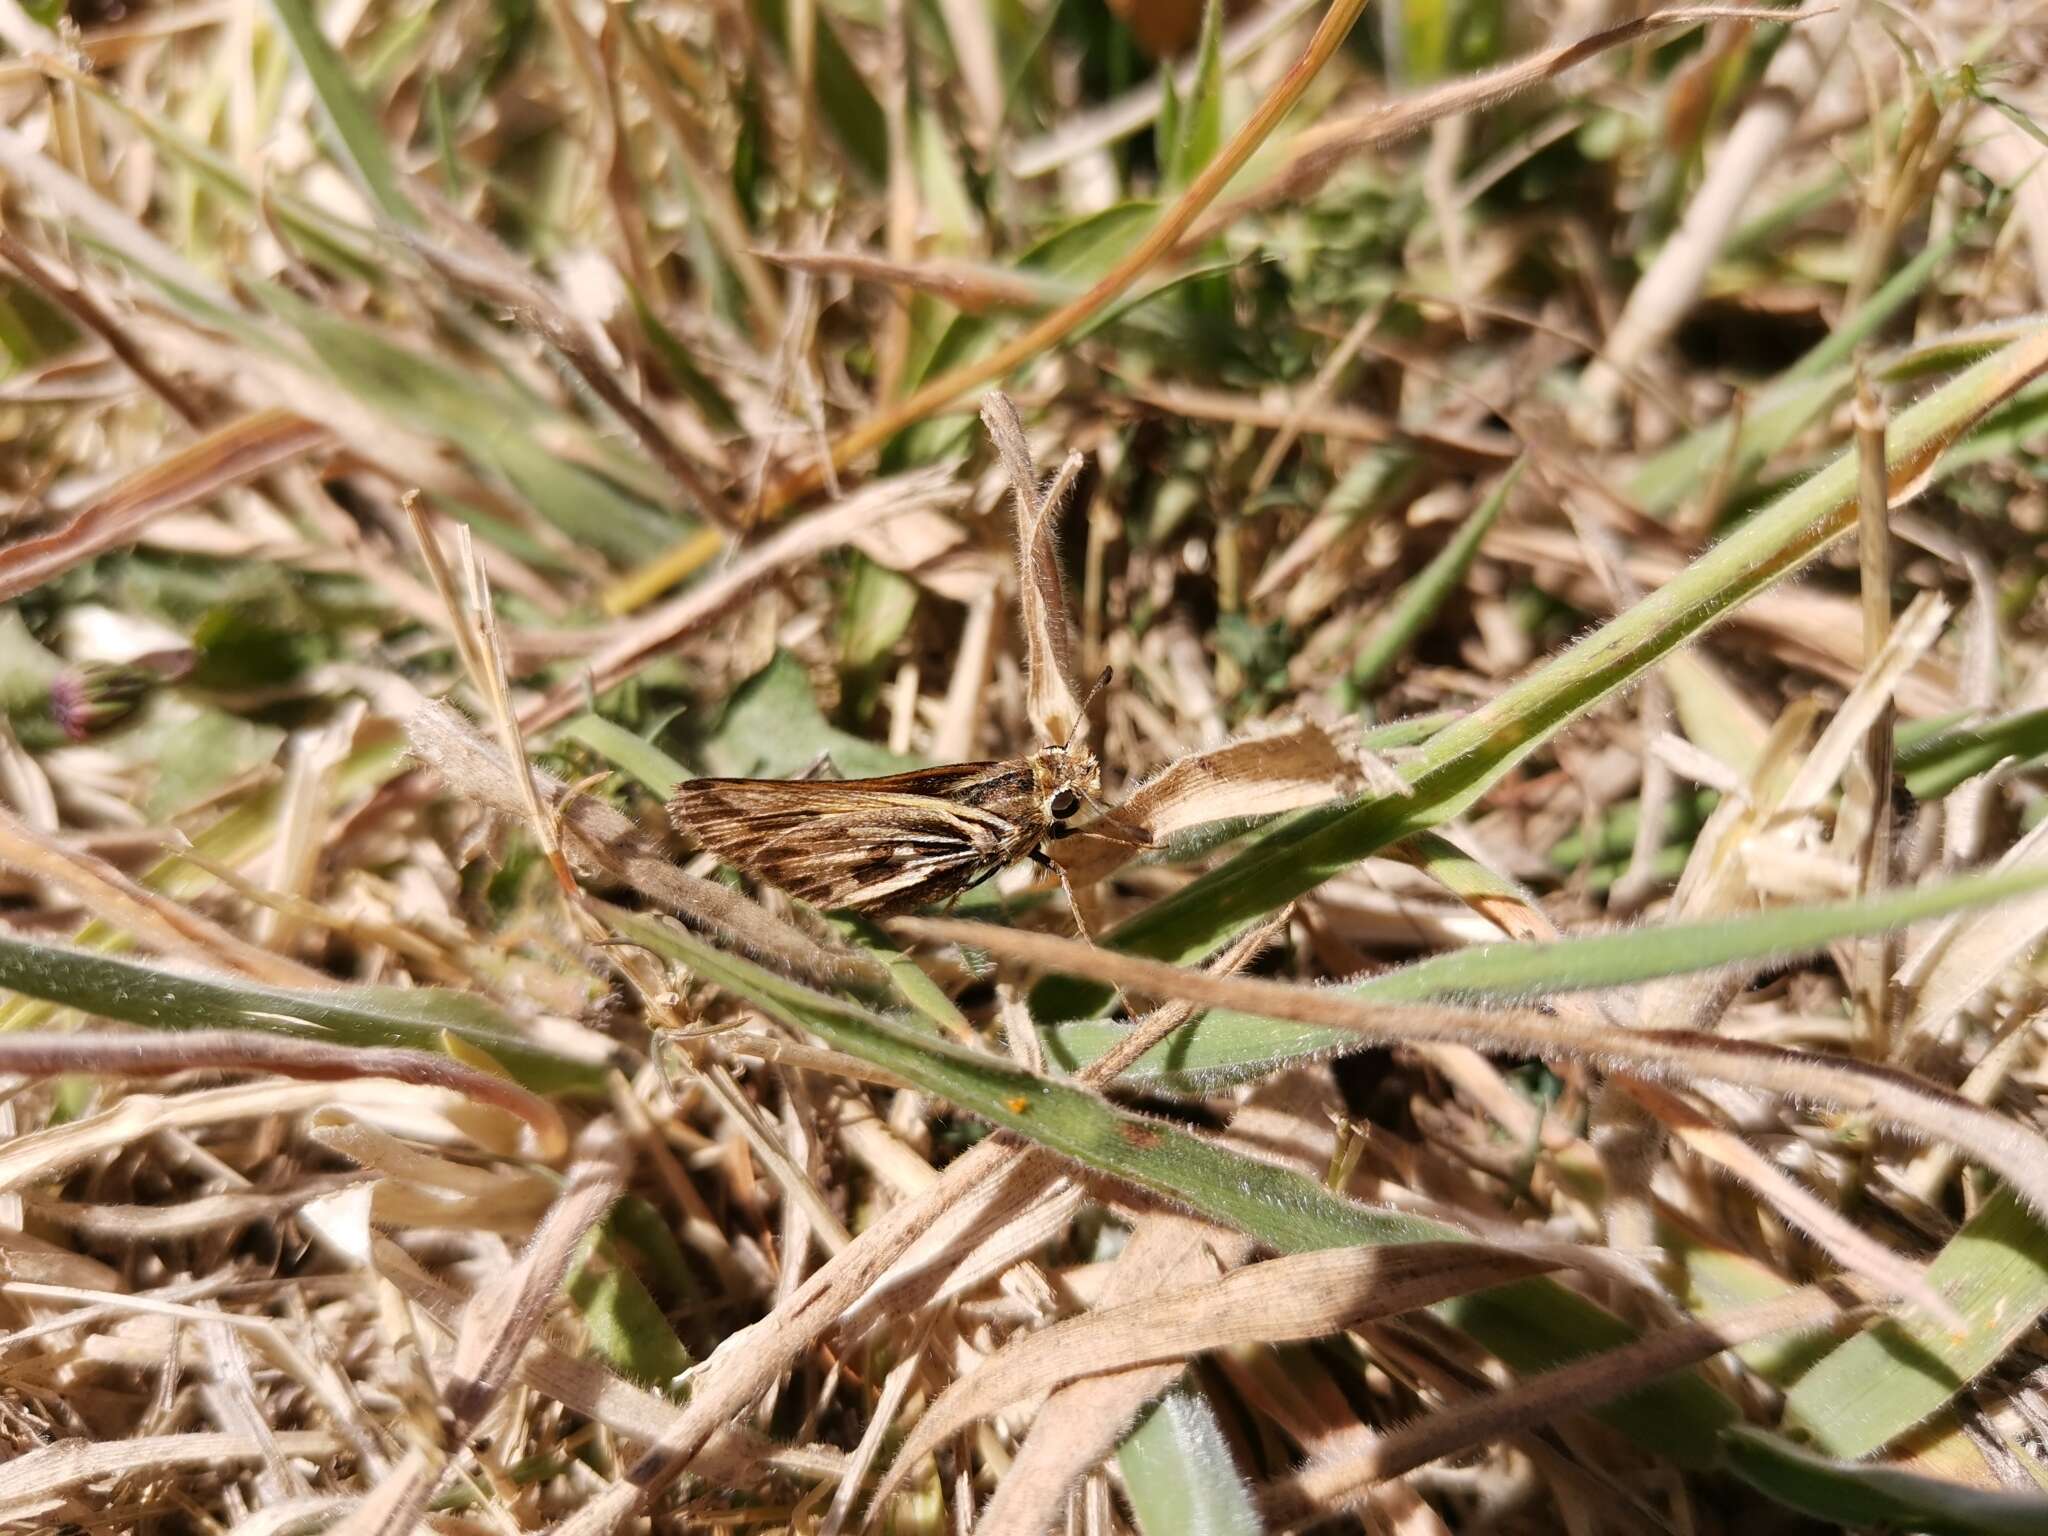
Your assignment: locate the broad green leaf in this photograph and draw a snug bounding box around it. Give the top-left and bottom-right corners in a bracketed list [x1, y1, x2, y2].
[1781, 1188, 2048, 1458]
[0, 936, 609, 1095]
[695, 651, 916, 781]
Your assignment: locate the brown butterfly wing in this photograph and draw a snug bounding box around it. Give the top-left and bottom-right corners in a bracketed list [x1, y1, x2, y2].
[668, 764, 1040, 914]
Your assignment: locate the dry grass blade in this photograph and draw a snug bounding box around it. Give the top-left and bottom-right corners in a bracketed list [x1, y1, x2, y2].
[532, 912, 1293, 1532]
[361, 1230, 843, 1483]
[0, 410, 331, 601]
[0, 1031, 567, 1158]
[1617, 1078, 1960, 1330]
[317, 1450, 438, 1536]
[608, 0, 1376, 580]
[968, 1210, 1246, 1536]
[870, 1243, 1559, 1511]
[0, 232, 205, 427]
[1269, 1286, 1851, 1521]
[404, 701, 875, 987]
[757, 247, 1059, 312]
[6, 0, 2044, 1523]
[444, 1124, 629, 1437]
[0, 1431, 341, 1521]
[900, 916, 2048, 1220]
[0, 804, 327, 987]
[1189, 6, 1829, 245]
[0, 1080, 501, 1195]
[404, 208, 731, 524]
[982, 391, 1085, 742]
[532, 467, 961, 728]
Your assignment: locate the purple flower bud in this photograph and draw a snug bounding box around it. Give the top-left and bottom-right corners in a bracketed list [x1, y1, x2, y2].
[48, 662, 154, 741]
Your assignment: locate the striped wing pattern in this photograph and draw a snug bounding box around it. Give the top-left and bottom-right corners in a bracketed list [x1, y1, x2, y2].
[668, 762, 1041, 915]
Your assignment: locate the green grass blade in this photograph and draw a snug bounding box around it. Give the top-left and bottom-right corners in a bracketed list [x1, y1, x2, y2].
[1899, 705, 2048, 800]
[1077, 329, 2048, 984]
[265, 0, 422, 228]
[1345, 458, 1523, 697]
[1631, 191, 2006, 518]
[601, 904, 1742, 1466]
[1119, 1385, 1263, 1536]
[0, 936, 608, 1094]
[558, 713, 690, 796]
[1041, 860, 2048, 1085]
[0, 741, 408, 1034]
[1722, 1426, 2048, 1535]
[1780, 1187, 2048, 1458]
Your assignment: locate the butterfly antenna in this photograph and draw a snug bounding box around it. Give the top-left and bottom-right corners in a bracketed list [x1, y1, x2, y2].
[1064, 667, 1114, 749]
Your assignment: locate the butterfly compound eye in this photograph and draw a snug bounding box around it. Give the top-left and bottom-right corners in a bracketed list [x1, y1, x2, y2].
[1049, 788, 1081, 820]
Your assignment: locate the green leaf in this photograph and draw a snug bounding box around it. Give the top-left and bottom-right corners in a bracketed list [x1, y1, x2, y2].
[1723, 1426, 2048, 1535]
[602, 904, 1742, 1468]
[749, 0, 886, 181]
[1041, 860, 2048, 1085]
[109, 694, 285, 819]
[0, 936, 610, 1095]
[264, 0, 422, 228]
[557, 713, 691, 797]
[566, 1233, 694, 1390]
[886, 203, 1159, 468]
[255, 285, 681, 563]
[696, 651, 917, 781]
[1899, 705, 2048, 801]
[1781, 1188, 2048, 1459]
[1067, 331, 2048, 992]
[839, 555, 920, 673]
[1119, 1384, 1263, 1536]
[1346, 457, 1523, 698]
[1632, 189, 2007, 521]
[0, 739, 410, 1035]
[1166, 0, 1225, 189]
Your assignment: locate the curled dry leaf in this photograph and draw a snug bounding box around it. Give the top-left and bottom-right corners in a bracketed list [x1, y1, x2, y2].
[1055, 719, 1360, 886]
[981, 391, 1085, 744]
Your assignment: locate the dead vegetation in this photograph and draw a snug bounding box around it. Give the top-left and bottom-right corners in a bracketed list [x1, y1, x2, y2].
[4, 0, 2048, 1532]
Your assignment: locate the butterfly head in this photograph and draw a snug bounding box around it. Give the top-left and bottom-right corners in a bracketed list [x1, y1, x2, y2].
[1030, 743, 1100, 828]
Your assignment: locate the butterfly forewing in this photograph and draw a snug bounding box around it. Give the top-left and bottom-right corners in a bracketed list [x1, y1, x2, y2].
[668, 761, 1047, 915]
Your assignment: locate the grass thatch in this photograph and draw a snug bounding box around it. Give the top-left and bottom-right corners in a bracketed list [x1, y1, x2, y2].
[4, 0, 2048, 1531]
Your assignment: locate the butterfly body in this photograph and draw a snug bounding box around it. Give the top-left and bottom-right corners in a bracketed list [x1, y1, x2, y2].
[667, 744, 1101, 915]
